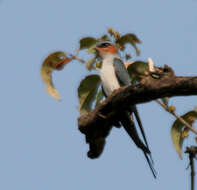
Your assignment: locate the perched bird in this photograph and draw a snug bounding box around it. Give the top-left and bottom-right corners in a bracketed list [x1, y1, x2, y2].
[95, 41, 156, 178]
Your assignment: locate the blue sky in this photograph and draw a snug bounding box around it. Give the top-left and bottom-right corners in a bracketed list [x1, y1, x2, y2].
[0, 0, 197, 189]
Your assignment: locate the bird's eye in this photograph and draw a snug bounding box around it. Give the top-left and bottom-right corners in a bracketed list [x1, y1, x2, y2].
[98, 42, 111, 48]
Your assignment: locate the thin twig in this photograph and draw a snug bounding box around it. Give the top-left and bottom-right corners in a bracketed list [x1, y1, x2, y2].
[156, 100, 197, 135]
[72, 56, 86, 63]
[70, 48, 86, 63]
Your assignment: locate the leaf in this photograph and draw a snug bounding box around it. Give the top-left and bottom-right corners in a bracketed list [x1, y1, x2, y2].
[108, 28, 115, 35]
[96, 61, 102, 69]
[161, 97, 169, 106]
[127, 61, 149, 82]
[171, 110, 197, 158]
[95, 89, 104, 107]
[116, 33, 141, 55]
[78, 75, 101, 114]
[116, 33, 141, 44]
[87, 46, 96, 54]
[41, 51, 71, 100]
[85, 57, 96, 70]
[114, 32, 120, 39]
[80, 37, 97, 49]
[131, 43, 140, 56]
[98, 35, 111, 42]
[181, 128, 189, 138]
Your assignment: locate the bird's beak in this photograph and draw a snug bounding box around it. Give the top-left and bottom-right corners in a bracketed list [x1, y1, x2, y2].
[94, 46, 102, 56]
[95, 47, 104, 54]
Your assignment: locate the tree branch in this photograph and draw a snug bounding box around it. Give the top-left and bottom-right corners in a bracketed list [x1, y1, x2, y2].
[78, 65, 197, 158]
[155, 100, 197, 135]
[185, 146, 197, 190]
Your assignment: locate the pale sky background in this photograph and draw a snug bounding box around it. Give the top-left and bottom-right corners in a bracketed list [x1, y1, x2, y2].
[0, 0, 197, 190]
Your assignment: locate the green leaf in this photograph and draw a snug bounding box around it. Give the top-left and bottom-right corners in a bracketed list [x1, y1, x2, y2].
[161, 97, 169, 106]
[133, 43, 140, 56]
[96, 61, 102, 69]
[85, 57, 96, 70]
[98, 35, 111, 42]
[80, 37, 97, 49]
[171, 110, 197, 158]
[117, 33, 141, 44]
[41, 51, 70, 100]
[116, 33, 141, 55]
[87, 45, 96, 54]
[127, 61, 149, 82]
[95, 89, 104, 107]
[78, 75, 101, 114]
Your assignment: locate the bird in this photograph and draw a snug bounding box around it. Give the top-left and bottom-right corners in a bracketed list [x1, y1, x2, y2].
[95, 40, 157, 178]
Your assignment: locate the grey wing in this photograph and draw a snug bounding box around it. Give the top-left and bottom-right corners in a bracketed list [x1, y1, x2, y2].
[113, 58, 131, 86]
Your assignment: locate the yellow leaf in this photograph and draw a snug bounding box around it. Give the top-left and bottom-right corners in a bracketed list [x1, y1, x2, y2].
[181, 128, 189, 138]
[107, 28, 115, 35]
[114, 32, 120, 39]
[41, 51, 70, 100]
[171, 110, 197, 158]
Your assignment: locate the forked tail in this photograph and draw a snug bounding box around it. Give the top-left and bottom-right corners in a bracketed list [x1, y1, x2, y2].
[119, 111, 157, 178]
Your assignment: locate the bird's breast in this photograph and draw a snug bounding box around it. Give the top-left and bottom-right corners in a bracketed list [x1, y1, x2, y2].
[100, 61, 120, 96]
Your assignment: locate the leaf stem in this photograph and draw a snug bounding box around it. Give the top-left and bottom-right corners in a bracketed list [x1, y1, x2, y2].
[72, 56, 86, 63]
[70, 48, 86, 64]
[156, 100, 197, 135]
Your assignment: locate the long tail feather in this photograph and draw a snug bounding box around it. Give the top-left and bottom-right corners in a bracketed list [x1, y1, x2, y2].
[119, 112, 150, 154]
[119, 111, 157, 178]
[143, 152, 157, 178]
[132, 106, 154, 164]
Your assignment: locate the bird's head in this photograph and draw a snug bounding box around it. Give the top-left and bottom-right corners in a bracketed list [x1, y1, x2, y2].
[95, 41, 118, 59]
